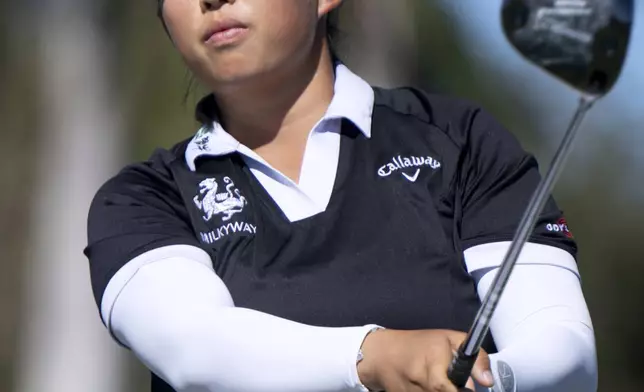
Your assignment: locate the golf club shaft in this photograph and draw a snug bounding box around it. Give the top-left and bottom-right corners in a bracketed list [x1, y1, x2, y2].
[448, 95, 597, 388]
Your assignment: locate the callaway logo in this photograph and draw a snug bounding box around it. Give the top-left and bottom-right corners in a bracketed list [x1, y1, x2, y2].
[193, 177, 247, 222]
[378, 155, 441, 182]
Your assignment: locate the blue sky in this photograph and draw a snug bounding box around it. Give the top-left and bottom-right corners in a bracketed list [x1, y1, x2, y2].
[437, 0, 644, 171]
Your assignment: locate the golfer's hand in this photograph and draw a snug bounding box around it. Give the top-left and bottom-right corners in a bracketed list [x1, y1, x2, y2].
[357, 329, 494, 392]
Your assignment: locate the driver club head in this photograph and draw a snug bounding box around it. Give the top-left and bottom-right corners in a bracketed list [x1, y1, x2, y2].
[501, 0, 635, 97]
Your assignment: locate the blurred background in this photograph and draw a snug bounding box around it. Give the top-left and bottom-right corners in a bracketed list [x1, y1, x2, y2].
[1, 0, 642, 391]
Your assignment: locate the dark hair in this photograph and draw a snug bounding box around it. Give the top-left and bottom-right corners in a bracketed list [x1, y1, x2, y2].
[326, 6, 343, 56]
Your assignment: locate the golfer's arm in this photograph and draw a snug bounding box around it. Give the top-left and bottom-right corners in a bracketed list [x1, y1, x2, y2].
[465, 242, 598, 392]
[102, 245, 374, 392]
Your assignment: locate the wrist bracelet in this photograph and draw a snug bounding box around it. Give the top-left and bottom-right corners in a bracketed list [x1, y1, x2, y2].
[357, 326, 385, 392]
[357, 326, 385, 364]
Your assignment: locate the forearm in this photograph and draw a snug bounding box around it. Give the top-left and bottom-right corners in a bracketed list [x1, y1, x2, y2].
[106, 247, 373, 392]
[489, 319, 596, 392]
[465, 242, 598, 392]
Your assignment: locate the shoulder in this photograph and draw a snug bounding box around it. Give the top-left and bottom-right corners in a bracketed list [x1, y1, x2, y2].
[372, 88, 478, 126]
[85, 137, 203, 309]
[88, 137, 195, 234]
[372, 87, 509, 148]
[95, 138, 192, 198]
[373, 87, 475, 124]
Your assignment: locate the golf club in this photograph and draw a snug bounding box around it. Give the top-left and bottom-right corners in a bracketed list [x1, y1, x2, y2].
[447, 0, 634, 389]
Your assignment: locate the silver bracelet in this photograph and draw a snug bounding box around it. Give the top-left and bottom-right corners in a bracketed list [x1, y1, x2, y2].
[356, 326, 385, 364]
[356, 326, 385, 392]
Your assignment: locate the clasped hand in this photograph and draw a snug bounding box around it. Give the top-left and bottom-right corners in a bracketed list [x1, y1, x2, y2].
[357, 329, 495, 392]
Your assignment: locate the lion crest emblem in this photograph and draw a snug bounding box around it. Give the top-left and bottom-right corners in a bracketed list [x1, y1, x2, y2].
[193, 177, 247, 222]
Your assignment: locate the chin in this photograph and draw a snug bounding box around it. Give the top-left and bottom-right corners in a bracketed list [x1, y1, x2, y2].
[203, 57, 279, 89]
[211, 65, 259, 85]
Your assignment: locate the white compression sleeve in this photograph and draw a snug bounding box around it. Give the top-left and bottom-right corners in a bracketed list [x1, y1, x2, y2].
[464, 242, 598, 392]
[103, 245, 376, 392]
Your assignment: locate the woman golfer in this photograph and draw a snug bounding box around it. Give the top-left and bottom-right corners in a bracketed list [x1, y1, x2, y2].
[85, 1, 598, 391]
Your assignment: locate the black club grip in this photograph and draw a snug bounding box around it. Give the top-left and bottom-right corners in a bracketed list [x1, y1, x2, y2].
[447, 347, 478, 388]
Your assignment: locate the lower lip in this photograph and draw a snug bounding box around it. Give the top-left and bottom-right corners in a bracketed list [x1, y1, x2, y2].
[205, 27, 248, 47]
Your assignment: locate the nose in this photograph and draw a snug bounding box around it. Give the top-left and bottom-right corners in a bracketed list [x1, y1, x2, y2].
[200, 0, 234, 12]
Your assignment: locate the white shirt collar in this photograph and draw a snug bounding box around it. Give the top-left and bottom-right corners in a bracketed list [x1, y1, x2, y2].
[185, 63, 374, 171]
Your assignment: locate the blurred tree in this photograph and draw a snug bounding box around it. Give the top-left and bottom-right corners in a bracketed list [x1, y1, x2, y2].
[14, 1, 126, 392]
[338, 0, 419, 86]
[0, 2, 41, 390]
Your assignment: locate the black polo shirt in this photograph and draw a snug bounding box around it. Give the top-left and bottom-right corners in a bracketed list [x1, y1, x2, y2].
[85, 87, 576, 391]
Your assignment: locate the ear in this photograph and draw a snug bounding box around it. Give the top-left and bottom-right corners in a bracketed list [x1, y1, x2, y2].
[318, 0, 343, 18]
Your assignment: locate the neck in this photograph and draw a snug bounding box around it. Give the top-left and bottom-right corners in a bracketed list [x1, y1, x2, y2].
[213, 42, 336, 151]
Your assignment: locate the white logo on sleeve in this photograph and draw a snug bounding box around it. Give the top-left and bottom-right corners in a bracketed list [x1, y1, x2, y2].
[193, 177, 247, 222]
[378, 155, 441, 182]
